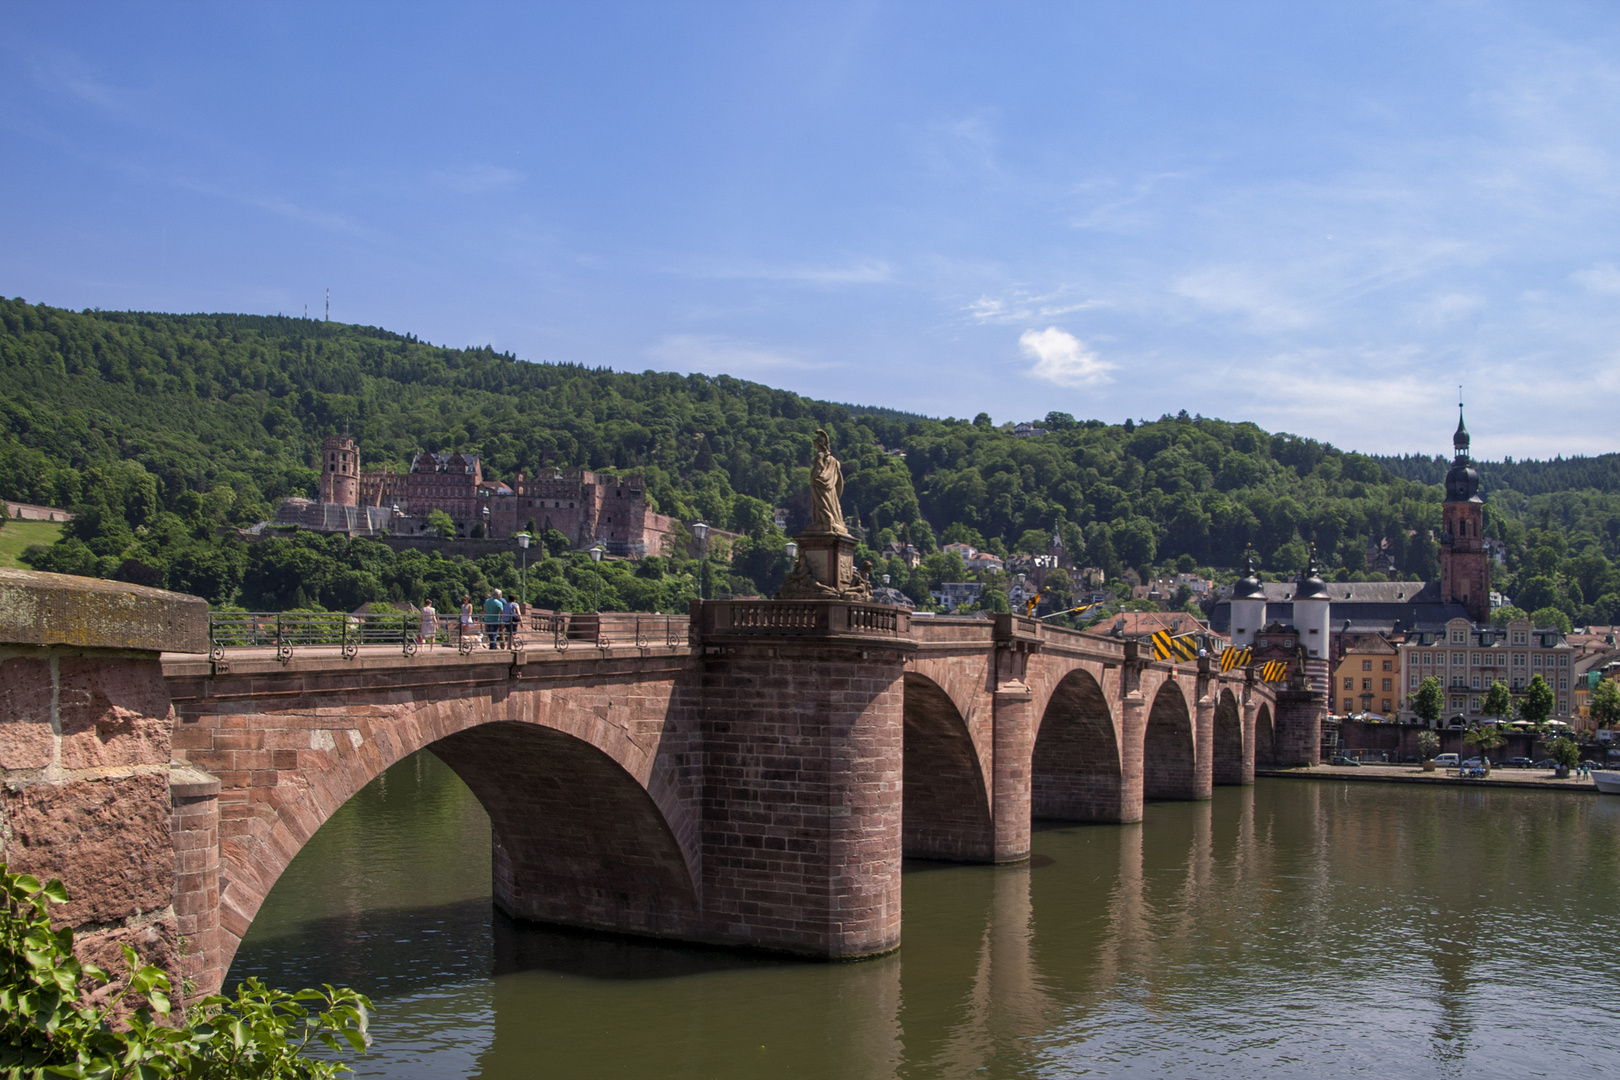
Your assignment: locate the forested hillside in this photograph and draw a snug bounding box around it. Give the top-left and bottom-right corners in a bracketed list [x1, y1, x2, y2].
[3, 297, 1619, 623]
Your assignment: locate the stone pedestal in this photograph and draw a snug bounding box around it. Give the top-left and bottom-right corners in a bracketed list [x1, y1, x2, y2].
[777, 531, 870, 601]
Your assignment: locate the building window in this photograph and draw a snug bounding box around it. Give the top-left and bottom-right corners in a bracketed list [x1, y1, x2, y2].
[1362, 660, 1372, 671]
[1452, 630, 1465, 644]
[1422, 653, 1432, 666]
[1560, 655, 1569, 667]
[1533, 654, 1543, 668]
[1382, 699, 1391, 712]
[1382, 678, 1392, 692]
[1382, 660, 1392, 672]
[1361, 679, 1371, 691]
[1410, 674, 1419, 688]
[1451, 696, 1465, 709]
[1560, 678, 1568, 691]
[1514, 654, 1526, 666]
[1471, 673, 1481, 689]
[1344, 677, 1354, 689]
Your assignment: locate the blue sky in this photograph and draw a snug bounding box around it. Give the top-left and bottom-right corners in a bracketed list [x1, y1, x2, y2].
[4, 2, 1620, 459]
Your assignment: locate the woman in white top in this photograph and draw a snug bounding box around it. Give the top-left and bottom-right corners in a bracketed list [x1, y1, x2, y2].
[459, 596, 474, 648]
[419, 601, 437, 646]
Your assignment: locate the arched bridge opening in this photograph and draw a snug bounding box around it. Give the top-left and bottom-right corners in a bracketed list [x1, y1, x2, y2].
[901, 673, 993, 861]
[1255, 703, 1276, 769]
[1031, 669, 1123, 823]
[1213, 688, 1244, 786]
[1144, 681, 1197, 800]
[211, 708, 701, 987]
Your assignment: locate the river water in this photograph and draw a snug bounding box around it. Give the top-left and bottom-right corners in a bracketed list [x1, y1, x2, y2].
[233, 751, 1620, 1078]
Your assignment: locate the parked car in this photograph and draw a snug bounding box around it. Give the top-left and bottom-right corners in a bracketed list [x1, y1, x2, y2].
[1434, 753, 1460, 767]
[1461, 756, 1484, 768]
[1532, 758, 1557, 769]
[1505, 756, 1534, 769]
[1330, 755, 1361, 767]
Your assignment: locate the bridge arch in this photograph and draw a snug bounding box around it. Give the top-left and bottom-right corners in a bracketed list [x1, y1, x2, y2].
[1031, 668, 1124, 822]
[1213, 688, 1244, 785]
[902, 672, 993, 860]
[1143, 679, 1197, 799]
[1255, 702, 1276, 768]
[210, 685, 700, 982]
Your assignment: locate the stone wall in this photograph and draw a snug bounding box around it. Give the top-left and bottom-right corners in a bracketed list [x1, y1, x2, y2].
[0, 570, 207, 999]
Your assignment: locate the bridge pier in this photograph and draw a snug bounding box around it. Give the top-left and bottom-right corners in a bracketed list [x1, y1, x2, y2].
[1193, 693, 1215, 800]
[991, 687, 1035, 862]
[695, 600, 915, 958]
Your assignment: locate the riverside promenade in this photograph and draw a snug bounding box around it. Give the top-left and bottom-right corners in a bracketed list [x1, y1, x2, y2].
[1260, 763, 1601, 792]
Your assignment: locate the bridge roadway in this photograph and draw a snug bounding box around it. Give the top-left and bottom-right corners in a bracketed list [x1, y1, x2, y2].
[0, 570, 1322, 1002]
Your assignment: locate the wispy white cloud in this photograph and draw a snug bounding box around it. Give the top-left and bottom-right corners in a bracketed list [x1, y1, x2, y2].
[1572, 263, 1620, 294]
[430, 164, 526, 195]
[967, 288, 1107, 325]
[1020, 327, 1113, 388]
[677, 259, 894, 285]
[646, 334, 839, 376]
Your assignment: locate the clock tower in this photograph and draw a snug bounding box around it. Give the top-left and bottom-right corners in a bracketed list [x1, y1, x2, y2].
[1439, 407, 1489, 623]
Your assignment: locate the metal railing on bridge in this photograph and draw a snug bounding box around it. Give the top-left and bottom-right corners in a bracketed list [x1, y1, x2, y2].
[206, 610, 692, 664]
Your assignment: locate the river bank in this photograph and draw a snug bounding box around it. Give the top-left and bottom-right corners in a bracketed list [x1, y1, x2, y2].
[1260, 763, 1601, 791]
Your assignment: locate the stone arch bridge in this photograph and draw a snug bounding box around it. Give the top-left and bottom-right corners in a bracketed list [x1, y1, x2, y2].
[0, 571, 1321, 999]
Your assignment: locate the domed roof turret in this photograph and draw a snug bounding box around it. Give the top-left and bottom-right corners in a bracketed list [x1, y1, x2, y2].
[1294, 547, 1328, 600]
[1445, 405, 1482, 503]
[1231, 549, 1265, 600]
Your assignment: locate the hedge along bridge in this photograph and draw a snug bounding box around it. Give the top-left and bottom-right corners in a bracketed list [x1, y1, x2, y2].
[0, 569, 1322, 1001]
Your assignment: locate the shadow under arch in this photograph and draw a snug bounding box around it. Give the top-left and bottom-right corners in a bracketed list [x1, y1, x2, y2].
[1213, 688, 1244, 785]
[217, 714, 700, 984]
[432, 721, 701, 934]
[1255, 703, 1276, 768]
[902, 672, 994, 861]
[1031, 668, 1123, 822]
[1144, 680, 1197, 799]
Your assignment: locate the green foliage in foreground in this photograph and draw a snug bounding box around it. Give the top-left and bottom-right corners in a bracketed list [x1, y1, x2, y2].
[0, 864, 370, 1079]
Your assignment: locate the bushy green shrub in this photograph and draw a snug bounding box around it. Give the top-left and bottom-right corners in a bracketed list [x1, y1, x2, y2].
[0, 864, 372, 1078]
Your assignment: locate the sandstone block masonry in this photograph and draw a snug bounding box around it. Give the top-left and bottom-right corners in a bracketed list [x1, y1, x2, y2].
[0, 570, 1307, 1000]
[0, 569, 209, 995]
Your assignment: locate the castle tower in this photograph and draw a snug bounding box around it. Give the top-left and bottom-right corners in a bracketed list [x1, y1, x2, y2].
[1228, 550, 1266, 647]
[1292, 548, 1332, 693]
[1439, 407, 1489, 624]
[319, 435, 360, 507]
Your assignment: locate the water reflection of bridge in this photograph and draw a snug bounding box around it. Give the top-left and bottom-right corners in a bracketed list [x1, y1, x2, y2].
[0, 570, 1323, 1000]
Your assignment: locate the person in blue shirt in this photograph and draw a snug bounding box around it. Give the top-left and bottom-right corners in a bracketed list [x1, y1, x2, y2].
[484, 589, 506, 648]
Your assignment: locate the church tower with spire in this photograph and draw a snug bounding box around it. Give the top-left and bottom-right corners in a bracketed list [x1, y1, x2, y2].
[1439, 406, 1489, 623]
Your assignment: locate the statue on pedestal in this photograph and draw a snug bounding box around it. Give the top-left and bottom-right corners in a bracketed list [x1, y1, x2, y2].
[777, 429, 872, 601]
[808, 429, 849, 536]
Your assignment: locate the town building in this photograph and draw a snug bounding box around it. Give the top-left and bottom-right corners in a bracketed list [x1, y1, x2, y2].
[1396, 617, 1574, 725]
[1331, 634, 1400, 717]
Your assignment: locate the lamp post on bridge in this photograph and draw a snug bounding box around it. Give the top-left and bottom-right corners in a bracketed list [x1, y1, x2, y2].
[515, 532, 531, 607]
[589, 542, 606, 612]
[693, 521, 710, 600]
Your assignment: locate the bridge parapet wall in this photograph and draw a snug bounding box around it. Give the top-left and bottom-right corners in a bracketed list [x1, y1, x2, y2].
[0, 570, 209, 999]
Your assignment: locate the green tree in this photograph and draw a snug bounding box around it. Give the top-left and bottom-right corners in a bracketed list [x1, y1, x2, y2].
[1548, 735, 1581, 771]
[427, 509, 456, 540]
[1590, 677, 1620, 729]
[1416, 728, 1440, 762]
[1410, 676, 1444, 726]
[1530, 605, 1573, 633]
[1463, 724, 1506, 770]
[1490, 605, 1529, 628]
[1518, 673, 1556, 726]
[1482, 679, 1514, 724]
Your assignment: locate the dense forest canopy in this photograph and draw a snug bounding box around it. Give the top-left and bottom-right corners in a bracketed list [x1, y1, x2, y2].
[3, 297, 1620, 622]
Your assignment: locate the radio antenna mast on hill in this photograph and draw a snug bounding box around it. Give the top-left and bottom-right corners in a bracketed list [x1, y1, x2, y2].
[325, 288, 330, 323]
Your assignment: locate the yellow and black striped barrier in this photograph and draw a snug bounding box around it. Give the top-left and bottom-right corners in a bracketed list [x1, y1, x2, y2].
[1219, 645, 1252, 672]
